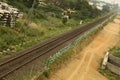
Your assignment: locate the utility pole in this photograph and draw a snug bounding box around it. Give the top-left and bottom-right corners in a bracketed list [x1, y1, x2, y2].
[26, 0, 36, 26]
[22, 0, 36, 46]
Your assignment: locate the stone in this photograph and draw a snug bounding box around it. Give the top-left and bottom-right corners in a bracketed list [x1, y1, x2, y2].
[101, 52, 109, 69]
[0, 1, 20, 27]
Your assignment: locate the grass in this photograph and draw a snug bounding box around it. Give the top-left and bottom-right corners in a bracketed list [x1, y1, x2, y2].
[0, 12, 111, 64]
[0, 2, 109, 59]
[109, 47, 120, 58]
[0, 13, 103, 60]
[99, 68, 120, 80]
[0, 17, 80, 59]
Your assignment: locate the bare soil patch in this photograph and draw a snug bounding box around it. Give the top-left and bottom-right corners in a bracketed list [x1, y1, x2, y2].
[49, 15, 120, 80]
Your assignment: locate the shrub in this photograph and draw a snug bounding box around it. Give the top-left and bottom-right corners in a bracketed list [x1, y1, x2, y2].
[0, 39, 7, 51]
[109, 47, 120, 58]
[0, 26, 23, 50]
[62, 17, 68, 24]
[26, 28, 44, 37]
[43, 69, 50, 78]
[71, 11, 84, 20]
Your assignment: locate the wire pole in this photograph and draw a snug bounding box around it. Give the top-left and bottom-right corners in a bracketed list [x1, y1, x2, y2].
[26, 0, 36, 26]
[22, 0, 36, 45]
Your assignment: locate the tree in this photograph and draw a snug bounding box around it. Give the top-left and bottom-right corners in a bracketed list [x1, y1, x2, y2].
[103, 5, 110, 12]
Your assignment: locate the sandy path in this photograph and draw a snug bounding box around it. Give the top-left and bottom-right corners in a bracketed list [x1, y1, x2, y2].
[49, 15, 120, 80]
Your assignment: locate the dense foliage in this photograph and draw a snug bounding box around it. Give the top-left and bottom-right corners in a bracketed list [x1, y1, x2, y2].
[2, 0, 102, 20]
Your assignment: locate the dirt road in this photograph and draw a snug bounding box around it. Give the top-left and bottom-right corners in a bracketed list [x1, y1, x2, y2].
[49, 15, 120, 80]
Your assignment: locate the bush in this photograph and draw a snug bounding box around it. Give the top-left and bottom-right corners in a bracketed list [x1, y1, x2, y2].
[26, 28, 44, 37]
[7, 1, 29, 12]
[109, 47, 120, 58]
[62, 17, 68, 24]
[0, 26, 23, 50]
[42, 5, 63, 14]
[33, 9, 47, 20]
[43, 69, 50, 78]
[37, 5, 63, 19]
[71, 11, 83, 20]
[0, 39, 7, 51]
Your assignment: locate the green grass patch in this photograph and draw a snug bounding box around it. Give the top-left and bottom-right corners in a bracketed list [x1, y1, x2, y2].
[0, 17, 80, 59]
[0, 12, 111, 61]
[99, 68, 120, 80]
[109, 47, 120, 58]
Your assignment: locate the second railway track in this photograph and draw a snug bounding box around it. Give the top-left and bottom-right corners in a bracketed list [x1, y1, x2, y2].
[0, 13, 114, 79]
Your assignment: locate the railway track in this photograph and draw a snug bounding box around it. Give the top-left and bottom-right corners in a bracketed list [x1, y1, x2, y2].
[0, 13, 113, 79]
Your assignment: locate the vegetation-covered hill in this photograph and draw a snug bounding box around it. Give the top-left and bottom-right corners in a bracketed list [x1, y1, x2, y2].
[0, 0, 105, 58]
[2, 0, 102, 19]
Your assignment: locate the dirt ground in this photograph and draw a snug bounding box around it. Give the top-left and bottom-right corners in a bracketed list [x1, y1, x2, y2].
[49, 15, 120, 80]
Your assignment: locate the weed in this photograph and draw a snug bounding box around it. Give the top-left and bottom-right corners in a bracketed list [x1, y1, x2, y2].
[109, 47, 120, 58]
[99, 68, 120, 80]
[43, 69, 50, 78]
